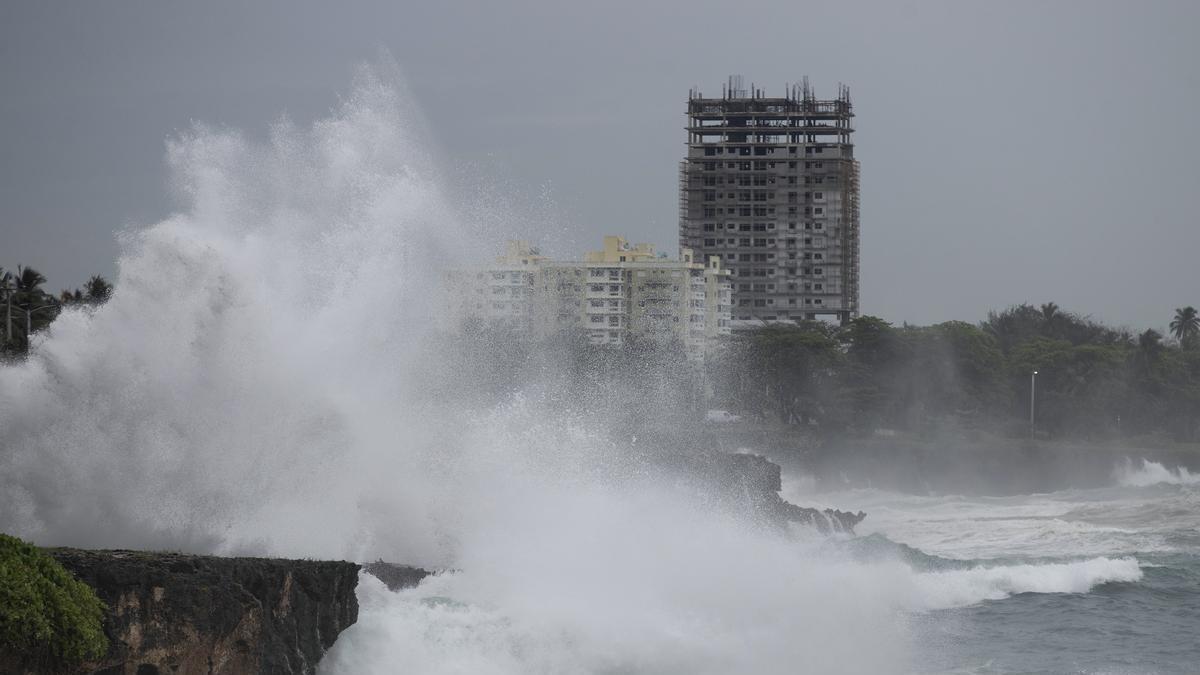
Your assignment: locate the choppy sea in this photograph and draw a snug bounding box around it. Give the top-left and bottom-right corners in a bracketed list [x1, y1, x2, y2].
[810, 459, 1200, 674]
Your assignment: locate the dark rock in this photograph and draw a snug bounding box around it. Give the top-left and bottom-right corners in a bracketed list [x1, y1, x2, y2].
[656, 450, 866, 534]
[361, 561, 431, 592]
[5, 550, 361, 675]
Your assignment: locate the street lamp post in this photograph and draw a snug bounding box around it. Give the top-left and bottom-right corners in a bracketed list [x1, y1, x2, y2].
[1030, 370, 1038, 437]
[1, 276, 12, 344]
[17, 303, 59, 347]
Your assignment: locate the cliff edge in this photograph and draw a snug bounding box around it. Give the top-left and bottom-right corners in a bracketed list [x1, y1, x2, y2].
[2, 550, 359, 675]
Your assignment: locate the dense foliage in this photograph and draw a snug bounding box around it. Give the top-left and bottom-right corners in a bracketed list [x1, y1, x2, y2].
[0, 266, 111, 357]
[710, 305, 1200, 442]
[0, 534, 108, 667]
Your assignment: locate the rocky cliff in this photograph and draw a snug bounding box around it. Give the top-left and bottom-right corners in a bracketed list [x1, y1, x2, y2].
[654, 450, 865, 533]
[2, 550, 359, 675]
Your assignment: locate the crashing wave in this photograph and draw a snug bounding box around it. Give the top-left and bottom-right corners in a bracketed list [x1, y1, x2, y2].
[1115, 458, 1200, 487]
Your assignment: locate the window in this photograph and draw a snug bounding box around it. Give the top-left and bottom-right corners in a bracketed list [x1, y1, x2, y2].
[704, 238, 716, 247]
[703, 223, 715, 232]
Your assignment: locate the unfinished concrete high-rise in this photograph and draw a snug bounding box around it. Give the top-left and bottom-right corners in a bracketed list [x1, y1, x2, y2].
[679, 75, 860, 325]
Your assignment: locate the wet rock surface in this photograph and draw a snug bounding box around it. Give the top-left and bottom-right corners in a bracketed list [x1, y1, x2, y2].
[656, 450, 866, 534]
[707, 451, 866, 533]
[8, 550, 360, 675]
[361, 561, 431, 592]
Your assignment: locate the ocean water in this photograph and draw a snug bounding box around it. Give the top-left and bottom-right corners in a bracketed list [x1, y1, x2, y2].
[799, 459, 1200, 674]
[319, 459, 1199, 675]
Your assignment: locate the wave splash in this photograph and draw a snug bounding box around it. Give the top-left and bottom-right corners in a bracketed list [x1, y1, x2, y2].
[910, 556, 1142, 611]
[0, 64, 1151, 675]
[1115, 458, 1200, 487]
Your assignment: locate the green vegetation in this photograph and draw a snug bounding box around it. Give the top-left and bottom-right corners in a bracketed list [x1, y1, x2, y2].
[0, 266, 112, 357]
[0, 533, 108, 667]
[711, 304, 1200, 443]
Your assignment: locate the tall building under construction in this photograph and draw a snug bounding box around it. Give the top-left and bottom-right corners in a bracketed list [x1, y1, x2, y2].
[679, 76, 860, 324]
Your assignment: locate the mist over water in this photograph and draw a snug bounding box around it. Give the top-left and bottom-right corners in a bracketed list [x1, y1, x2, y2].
[0, 66, 1189, 673]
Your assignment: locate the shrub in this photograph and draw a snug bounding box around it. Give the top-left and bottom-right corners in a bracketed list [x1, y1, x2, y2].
[0, 533, 108, 668]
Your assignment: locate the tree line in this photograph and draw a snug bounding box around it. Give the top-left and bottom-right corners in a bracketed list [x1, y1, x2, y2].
[0, 266, 112, 356]
[5, 265, 1197, 443]
[712, 304, 1200, 443]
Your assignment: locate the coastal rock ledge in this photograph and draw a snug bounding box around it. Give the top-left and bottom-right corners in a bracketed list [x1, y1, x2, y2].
[1, 550, 360, 675]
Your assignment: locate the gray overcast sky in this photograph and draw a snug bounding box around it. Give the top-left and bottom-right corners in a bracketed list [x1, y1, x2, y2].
[1, 0, 1197, 330]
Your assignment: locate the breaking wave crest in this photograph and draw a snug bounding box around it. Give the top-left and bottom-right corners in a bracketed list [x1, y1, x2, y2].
[910, 556, 1142, 611]
[1115, 459, 1200, 487]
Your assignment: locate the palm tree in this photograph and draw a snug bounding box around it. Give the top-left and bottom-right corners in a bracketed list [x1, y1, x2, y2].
[9, 266, 56, 351]
[83, 275, 113, 304]
[14, 266, 47, 294]
[1169, 306, 1199, 347]
[1040, 302, 1060, 323]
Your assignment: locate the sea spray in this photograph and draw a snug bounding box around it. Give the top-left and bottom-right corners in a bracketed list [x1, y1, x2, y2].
[1115, 458, 1200, 487]
[0, 64, 1163, 675]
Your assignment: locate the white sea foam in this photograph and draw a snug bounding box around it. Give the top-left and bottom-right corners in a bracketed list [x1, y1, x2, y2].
[1115, 458, 1200, 487]
[910, 557, 1142, 611]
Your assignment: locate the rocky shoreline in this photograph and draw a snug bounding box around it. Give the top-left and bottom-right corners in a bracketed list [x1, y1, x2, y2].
[1, 451, 860, 675]
[2, 551, 363, 675]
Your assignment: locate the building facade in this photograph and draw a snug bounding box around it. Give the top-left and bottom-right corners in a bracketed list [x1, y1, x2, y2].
[679, 76, 860, 326]
[446, 236, 732, 359]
